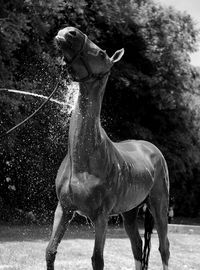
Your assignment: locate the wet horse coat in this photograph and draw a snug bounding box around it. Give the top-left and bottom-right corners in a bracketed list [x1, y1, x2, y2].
[46, 27, 170, 270]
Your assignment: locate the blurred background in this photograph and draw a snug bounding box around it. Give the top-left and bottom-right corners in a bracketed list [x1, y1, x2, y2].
[1, 0, 200, 224]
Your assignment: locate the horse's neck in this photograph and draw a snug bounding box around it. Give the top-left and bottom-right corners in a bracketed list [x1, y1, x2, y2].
[68, 80, 106, 172]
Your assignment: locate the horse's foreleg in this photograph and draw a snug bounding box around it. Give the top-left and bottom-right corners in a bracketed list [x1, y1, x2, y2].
[122, 208, 143, 270]
[91, 213, 108, 270]
[46, 202, 69, 270]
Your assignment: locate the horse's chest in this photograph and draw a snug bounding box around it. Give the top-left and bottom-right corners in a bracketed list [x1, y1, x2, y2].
[69, 172, 104, 211]
[71, 172, 101, 193]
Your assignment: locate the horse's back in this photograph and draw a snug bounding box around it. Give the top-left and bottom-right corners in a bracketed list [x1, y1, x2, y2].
[114, 139, 169, 190]
[115, 139, 162, 157]
[114, 139, 166, 167]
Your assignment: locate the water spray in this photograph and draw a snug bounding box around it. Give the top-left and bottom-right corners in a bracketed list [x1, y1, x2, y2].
[0, 54, 80, 139]
[0, 73, 63, 139]
[0, 88, 65, 106]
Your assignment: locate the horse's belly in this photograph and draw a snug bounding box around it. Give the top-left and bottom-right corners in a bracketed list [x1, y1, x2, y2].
[112, 189, 146, 213]
[111, 176, 153, 214]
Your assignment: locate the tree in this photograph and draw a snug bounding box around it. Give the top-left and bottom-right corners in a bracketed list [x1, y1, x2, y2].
[1, 0, 200, 220]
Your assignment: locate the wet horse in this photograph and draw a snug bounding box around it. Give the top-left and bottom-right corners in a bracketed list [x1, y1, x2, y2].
[46, 26, 170, 270]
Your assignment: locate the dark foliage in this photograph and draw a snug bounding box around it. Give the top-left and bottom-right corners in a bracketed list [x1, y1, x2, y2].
[0, 0, 200, 222]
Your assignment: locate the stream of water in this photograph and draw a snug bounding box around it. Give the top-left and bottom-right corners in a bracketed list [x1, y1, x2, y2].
[0, 82, 79, 115]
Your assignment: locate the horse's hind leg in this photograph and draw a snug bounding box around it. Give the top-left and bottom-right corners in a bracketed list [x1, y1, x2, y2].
[122, 207, 142, 270]
[46, 202, 73, 270]
[91, 213, 108, 270]
[148, 195, 170, 270]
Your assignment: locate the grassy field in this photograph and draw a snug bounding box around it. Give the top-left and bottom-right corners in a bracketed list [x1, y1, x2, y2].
[0, 224, 200, 270]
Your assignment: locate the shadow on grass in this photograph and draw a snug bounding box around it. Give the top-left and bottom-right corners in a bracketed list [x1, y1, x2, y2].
[1, 218, 200, 243]
[0, 223, 134, 242]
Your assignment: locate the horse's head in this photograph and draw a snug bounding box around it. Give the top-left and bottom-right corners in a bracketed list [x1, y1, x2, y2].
[55, 26, 124, 82]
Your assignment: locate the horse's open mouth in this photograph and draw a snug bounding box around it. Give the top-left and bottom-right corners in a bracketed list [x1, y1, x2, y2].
[54, 36, 74, 66]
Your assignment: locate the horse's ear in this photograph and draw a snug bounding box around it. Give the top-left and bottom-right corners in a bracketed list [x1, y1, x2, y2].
[110, 48, 124, 63]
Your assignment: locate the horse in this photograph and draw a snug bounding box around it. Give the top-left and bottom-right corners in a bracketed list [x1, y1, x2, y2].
[46, 26, 170, 270]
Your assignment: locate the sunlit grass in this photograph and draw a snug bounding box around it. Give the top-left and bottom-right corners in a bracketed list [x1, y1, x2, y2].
[0, 225, 200, 269]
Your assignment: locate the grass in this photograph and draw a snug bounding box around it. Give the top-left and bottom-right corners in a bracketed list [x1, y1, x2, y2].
[0, 224, 200, 269]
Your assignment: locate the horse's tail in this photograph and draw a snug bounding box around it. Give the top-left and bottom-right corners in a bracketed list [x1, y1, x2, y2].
[142, 207, 154, 269]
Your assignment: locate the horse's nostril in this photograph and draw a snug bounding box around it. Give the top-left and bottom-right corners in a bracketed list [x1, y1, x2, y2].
[68, 30, 77, 37]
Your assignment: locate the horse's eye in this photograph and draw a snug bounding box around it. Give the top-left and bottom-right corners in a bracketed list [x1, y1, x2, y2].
[99, 50, 106, 58]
